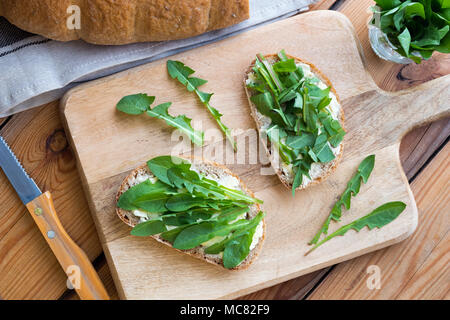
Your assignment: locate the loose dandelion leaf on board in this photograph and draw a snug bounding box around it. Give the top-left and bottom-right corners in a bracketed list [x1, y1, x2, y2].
[116, 93, 204, 146]
[167, 60, 237, 151]
[309, 155, 376, 245]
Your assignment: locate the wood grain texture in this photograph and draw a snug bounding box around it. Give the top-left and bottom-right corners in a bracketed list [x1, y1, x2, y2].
[400, 119, 450, 179]
[0, 117, 9, 128]
[63, 256, 120, 300]
[0, 0, 250, 45]
[310, 0, 339, 10]
[239, 4, 342, 300]
[61, 11, 448, 299]
[396, 231, 449, 300]
[307, 143, 450, 300]
[0, 102, 102, 299]
[63, 0, 344, 303]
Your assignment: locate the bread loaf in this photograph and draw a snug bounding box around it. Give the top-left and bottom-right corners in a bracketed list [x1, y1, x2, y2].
[0, 0, 249, 45]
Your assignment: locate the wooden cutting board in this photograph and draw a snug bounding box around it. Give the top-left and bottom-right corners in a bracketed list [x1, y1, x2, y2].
[61, 11, 450, 299]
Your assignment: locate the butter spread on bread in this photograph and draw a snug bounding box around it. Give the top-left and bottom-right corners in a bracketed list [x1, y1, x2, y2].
[116, 156, 265, 270]
[244, 51, 346, 194]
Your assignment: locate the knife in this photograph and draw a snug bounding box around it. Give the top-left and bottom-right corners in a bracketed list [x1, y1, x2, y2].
[0, 136, 109, 300]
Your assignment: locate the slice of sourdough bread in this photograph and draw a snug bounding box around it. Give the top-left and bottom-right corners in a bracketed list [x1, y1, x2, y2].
[244, 54, 345, 192]
[115, 157, 265, 270]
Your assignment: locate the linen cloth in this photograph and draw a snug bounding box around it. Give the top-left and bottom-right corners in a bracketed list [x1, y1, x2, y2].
[0, 0, 316, 117]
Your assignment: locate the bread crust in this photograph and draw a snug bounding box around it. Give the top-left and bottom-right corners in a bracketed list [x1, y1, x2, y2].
[0, 0, 249, 45]
[244, 54, 346, 192]
[115, 156, 265, 271]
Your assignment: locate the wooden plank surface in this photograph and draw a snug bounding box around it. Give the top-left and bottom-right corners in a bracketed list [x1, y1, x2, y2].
[396, 231, 449, 300]
[307, 143, 449, 299]
[0, 103, 102, 299]
[0, 0, 448, 300]
[310, 0, 340, 10]
[61, 255, 120, 300]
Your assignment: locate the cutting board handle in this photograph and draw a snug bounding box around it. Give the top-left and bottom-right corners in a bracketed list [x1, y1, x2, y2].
[26, 192, 110, 300]
[378, 74, 450, 143]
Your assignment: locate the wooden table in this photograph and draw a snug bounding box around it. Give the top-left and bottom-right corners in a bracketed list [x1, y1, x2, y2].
[0, 0, 448, 300]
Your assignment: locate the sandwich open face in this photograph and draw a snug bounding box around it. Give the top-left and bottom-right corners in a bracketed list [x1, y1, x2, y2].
[244, 50, 346, 194]
[116, 156, 265, 270]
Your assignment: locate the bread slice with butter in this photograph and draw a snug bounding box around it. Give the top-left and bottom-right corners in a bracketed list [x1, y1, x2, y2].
[115, 156, 265, 270]
[244, 53, 345, 192]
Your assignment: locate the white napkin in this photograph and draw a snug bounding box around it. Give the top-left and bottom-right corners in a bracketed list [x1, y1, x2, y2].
[0, 0, 316, 117]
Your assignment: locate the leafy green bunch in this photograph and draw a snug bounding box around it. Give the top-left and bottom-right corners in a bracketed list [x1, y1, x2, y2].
[117, 156, 264, 269]
[167, 60, 237, 151]
[372, 0, 450, 62]
[246, 50, 345, 194]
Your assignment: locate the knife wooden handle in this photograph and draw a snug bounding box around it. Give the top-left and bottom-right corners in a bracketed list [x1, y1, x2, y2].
[26, 191, 110, 300]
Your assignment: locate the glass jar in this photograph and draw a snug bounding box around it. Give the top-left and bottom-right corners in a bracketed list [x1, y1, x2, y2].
[368, 24, 415, 64]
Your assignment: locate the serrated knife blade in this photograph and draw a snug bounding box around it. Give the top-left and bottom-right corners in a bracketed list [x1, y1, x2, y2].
[0, 136, 41, 204]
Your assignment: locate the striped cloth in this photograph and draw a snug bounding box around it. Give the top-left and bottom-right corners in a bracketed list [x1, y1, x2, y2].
[0, 0, 315, 117]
